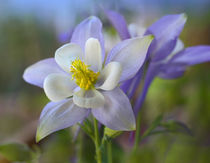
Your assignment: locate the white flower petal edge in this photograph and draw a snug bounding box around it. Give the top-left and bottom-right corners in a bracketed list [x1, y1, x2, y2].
[85, 38, 102, 71]
[128, 23, 146, 37]
[73, 89, 105, 109]
[44, 73, 77, 102]
[106, 35, 154, 82]
[36, 99, 89, 142]
[55, 43, 84, 72]
[97, 62, 122, 91]
[170, 39, 184, 56]
[92, 88, 136, 131]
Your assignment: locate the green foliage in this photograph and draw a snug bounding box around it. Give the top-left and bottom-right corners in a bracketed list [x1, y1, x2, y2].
[78, 119, 95, 141]
[141, 115, 163, 140]
[159, 120, 193, 136]
[104, 127, 122, 139]
[142, 115, 192, 141]
[127, 147, 157, 163]
[39, 129, 74, 163]
[0, 143, 39, 162]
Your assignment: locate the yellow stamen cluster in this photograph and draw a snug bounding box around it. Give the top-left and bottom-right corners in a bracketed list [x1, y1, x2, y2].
[70, 59, 100, 90]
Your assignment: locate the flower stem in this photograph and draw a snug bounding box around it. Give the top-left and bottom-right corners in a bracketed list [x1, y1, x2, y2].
[133, 111, 142, 152]
[77, 133, 83, 163]
[93, 118, 102, 163]
[107, 141, 112, 163]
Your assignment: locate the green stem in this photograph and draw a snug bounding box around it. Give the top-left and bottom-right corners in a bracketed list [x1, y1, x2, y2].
[133, 111, 142, 152]
[93, 118, 102, 163]
[107, 141, 112, 163]
[77, 134, 83, 163]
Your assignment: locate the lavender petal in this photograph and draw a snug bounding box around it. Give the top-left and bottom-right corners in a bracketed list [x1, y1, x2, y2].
[92, 88, 136, 131]
[170, 45, 210, 66]
[134, 63, 161, 115]
[36, 99, 89, 142]
[23, 58, 65, 88]
[159, 46, 210, 79]
[71, 16, 105, 61]
[107, 36, 153, 82]
[146, 14, 187, 61]
[105, 10, 131, 40]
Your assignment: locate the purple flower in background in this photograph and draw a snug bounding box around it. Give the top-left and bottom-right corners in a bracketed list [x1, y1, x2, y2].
[57, 29, 73, 43]
[105, 10, 210, 114]
[23, 16, 153, 141]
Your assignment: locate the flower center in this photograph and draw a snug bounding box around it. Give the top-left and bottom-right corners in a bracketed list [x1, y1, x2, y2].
[70, 59, 100, 90]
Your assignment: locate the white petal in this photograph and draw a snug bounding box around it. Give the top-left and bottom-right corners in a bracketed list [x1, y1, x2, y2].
[44, 73, 77, 102]
[36, 99, 89, 142]
[92, 88, 136, 131]
[128, 23, 146, 37]
[165, 39, 184, 62]
[107, 36, 154, 82]
[73, 89, 104, 109]
[55, 43, 83, 72]
[170, 39, 184, 56]
[97, 62, 122, 91]
[85, 38, 102, 71]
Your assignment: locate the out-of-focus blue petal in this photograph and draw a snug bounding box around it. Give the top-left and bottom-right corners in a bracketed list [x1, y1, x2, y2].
[71, 16, 105, 61]
[158, 46, 210, 79]
[127, 66, 144, 99]
[158, 66, 185, 79]
[170, 46, 210, 66]
[92, 88, 136, 131]
[121, 66, 144, 99]
[105, 10, 131, 40]
[134, 63, 161, 114]
[36, 99, 89, 142]
[23, 58, 65, 88]
[134, 45, 210, 111]
[146, 14, 187, 62]
[120, 78, 133, 94]
[58, 29, 73, 43]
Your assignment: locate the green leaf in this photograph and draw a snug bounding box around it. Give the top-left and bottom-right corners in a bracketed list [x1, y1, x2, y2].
[142, 114, 163, 139]
[0, 143, 35, 162]
[104, 127, 122, 139]
[100, 127, 122, 150]
[160, 120, 193, 136]
[141, 114, 192, 140]
[78, 119, 95, 141]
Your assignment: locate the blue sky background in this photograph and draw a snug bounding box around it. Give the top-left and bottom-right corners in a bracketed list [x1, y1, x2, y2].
[1, 0, 209, 37]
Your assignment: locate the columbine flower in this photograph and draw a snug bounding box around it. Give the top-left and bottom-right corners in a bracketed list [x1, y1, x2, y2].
[105, 10, 210, 114]
[23, 16, 153, 141]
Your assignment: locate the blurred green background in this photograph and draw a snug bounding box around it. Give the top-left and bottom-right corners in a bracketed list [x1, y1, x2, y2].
[0, 0, 210, 162]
